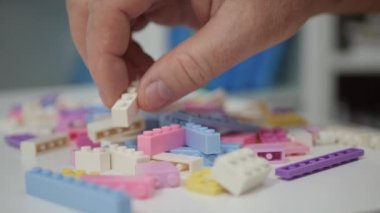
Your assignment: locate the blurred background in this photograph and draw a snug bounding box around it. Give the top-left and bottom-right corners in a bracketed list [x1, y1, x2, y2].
[0, 1, 379, 127]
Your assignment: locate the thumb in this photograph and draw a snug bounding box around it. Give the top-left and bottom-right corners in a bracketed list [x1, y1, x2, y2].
[138, 4, 268, 111]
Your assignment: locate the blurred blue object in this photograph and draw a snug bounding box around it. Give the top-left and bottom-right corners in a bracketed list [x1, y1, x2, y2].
[169, 26, 291, 91]
[71, 57, 92, 84]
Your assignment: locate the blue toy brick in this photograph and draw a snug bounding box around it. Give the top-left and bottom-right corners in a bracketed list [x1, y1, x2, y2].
[25, 167, 131, 213]
[170, 147, 203, 157]
[203, 154, 218, 167]
[184, 123, 221, 154]
[124, 139, 137, 149]
[170, 147, 217, 166]
[221, 143, 241, 153]
[160, 110, 259, 133]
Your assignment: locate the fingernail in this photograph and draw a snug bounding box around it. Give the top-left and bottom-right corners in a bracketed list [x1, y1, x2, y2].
[144, 80, 172, 109]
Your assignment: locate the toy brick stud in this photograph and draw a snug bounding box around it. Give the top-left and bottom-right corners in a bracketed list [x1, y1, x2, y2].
[211, 148, 271, 195]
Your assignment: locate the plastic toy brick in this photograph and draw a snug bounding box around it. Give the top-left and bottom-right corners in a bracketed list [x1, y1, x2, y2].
[20, 133, 69, 157]
[26, 167, 131, 213]
[246, 143, 286, 163]
[211, 148, 271, 195]
[62, 168, 99, 179]
[315, 129, 337, 145]
[170, 147, 203, 157]
[111, 85, 139, 127]
[275, 148, 364, 180]
[283, 141, 310, 156]
[68, 127, 87, 141]
[136, 161, 180, 189]
[221, 143, 241, 154]
[74, 135, 100, 149]
[108, 145, 150, 175]
[264, 112, 307, 127]
[152, 152, 203, 172]
[82, 174, 155, 199]
[100, 132, 138, 146]
[170, 147, 219, 167]
[4, 133, 36, 148]
[184, 122, 221, 154]
[160, 110, 259, 133]
[185, 168, 225, 196]
[137, 124, 185, 155]
[124, 138, 137, 149]
[75, 146, 111, 172]
[288, 129, 313, 147]
[87, 118, 144, 141]
[258, 128, 290, 143]
[221, 133, 257, 145]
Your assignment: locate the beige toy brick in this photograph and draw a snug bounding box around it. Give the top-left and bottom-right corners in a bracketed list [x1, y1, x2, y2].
[21, 133, 69, 157]
[211, 148, 271, 196]
[111, 85, 139, 128]
[108, 145, 149, 174]
[152, 153, 203, 172]
[75, 146, 111, 172]
[87, 117, 144, 142]
[288, 129, 313, 147]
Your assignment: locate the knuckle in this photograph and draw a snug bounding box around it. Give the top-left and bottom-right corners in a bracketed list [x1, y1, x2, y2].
[174, 51, 214, 89]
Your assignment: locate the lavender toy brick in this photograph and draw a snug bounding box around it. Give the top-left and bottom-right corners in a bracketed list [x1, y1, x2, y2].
[25, 167, 131, 213]
[160, 110, 258, 132]
[4, 133, 36, 148]
[184, 122, 221, 154]
[275, 148, 364, 180]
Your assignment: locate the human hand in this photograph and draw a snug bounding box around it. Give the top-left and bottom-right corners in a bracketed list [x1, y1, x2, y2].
[67, 0, 374, 111]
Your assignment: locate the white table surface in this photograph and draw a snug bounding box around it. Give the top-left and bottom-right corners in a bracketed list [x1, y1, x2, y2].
[1, 85, 380, 213]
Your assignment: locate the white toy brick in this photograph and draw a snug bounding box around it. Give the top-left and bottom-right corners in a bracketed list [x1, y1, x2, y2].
[75, 146, 111, 172]
[100, 134, 137, 146]
[211, 148, 271, 196]
[288, 129, 313, 147]
[315, 130, 337, 145]
[152, 153, 203, 172]
[21, 133, 69, 157]
[108, 145, 149, 175]
[87, 117, 144, 142]
[111, 85, 139, 128]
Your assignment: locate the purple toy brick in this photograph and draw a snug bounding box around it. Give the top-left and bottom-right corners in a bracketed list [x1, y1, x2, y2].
[275, 148, 364, 180]
[4, 133, 36, 148]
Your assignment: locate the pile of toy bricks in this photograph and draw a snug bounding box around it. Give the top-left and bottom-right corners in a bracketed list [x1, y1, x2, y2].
[2, 88, 372, 213]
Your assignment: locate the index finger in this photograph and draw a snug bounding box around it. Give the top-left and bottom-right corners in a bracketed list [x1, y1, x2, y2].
[86, 0, 154, 107]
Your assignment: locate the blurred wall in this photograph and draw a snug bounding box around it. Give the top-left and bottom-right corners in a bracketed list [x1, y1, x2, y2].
[0, 0, 168, 90]
[0, 0, 76, 89]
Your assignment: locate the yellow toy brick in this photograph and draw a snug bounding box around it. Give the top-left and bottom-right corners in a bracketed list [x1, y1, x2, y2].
[62, 168, 99, 179]
[185, 168, 225, 196]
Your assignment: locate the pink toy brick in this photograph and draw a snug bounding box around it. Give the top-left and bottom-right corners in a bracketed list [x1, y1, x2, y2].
[82, 175, 155, 199]
[221, 133, 257, 145]
[283, 141, 310, 156]
[136, 161, 180, 189]
[246, 143, 287, 163]
[74, 135, 100, 149]
[69, 127, 87, 141]
[258, 128, 290, 143]
[137, 124, 185, 155]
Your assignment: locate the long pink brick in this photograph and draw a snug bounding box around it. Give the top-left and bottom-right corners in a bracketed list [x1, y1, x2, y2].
[137, 124, 185, 155]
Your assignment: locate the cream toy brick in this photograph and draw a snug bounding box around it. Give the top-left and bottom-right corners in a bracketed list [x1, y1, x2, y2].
[21, 133, 69, 157]
[87, 117, 144, 142]
[112, 85, 139, 128]
[109, 145, 149, 175]
[211, 148, 271, 195]
[315, 130, 337, 145]
[152, 153, 203, 172]
[75, 146, 111, 172]
[288, 129, 313, 147]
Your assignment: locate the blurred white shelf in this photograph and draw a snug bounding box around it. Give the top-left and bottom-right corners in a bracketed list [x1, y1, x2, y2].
[333, 46, 380, 71]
